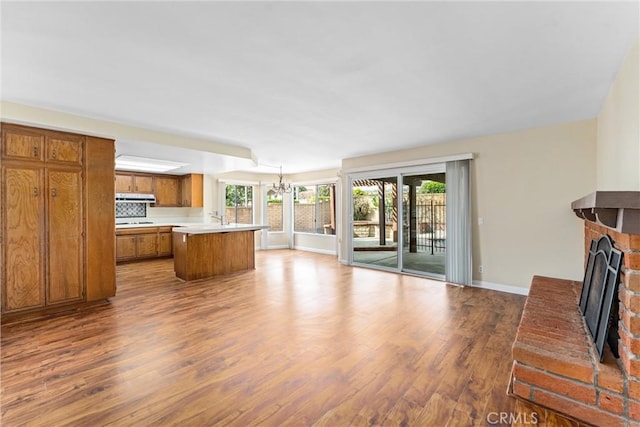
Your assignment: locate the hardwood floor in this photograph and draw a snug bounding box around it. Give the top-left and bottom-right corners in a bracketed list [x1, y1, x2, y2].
[1, 250, 555, 426]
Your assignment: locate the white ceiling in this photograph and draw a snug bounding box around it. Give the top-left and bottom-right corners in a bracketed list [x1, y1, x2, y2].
[2, 1, 638, 174]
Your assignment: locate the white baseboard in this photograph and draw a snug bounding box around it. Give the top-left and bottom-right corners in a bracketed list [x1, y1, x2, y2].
[293, 246, 338, 256]
[262, 245, 290, 250]
[472, 280, 529, 296]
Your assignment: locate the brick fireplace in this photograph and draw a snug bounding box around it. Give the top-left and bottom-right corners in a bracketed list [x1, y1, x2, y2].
[510, 191, 640, 425]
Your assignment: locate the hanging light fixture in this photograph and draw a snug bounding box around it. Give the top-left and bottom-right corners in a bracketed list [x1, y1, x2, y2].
[272, 165, 292, 195]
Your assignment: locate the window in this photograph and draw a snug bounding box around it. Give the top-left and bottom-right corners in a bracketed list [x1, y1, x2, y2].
[293, 184, 336, 235]
[266, 189, 283, 232]
[225, 184, 253, 224]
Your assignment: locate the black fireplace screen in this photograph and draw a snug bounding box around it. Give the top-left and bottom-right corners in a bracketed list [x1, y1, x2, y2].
[579, 235, 623, 362]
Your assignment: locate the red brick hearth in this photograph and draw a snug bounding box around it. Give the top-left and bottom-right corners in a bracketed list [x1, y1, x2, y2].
[510, 191, 640, 426]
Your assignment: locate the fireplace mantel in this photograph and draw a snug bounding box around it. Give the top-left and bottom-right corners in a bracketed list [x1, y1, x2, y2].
[572, 191, 640, 234]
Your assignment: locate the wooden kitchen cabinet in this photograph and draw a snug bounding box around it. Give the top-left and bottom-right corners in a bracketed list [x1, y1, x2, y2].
[115, 172, 154, 193]
[158, 227, 173, 256]
[134, 175, 154, 193]
[46, 131, 83, 166]
[1, 161, 83, 311]
[1, 123, 116, 322]
[154, 176, 181, 207]
[47, 168, 84, 305]
[2, 165, 45, 311]
[136, 234, 158, 258]
[115, 171, 201, 208]
[180, 173, 203, 207]
[115, 173, 133, 193]
[85, 136, 116, 301]
[116, 226, 173, 262]
[116, 235, 137, 260]
[2, 125, 45, 161]
[116, 230, 157, 261]
[2, 126, 82, 165]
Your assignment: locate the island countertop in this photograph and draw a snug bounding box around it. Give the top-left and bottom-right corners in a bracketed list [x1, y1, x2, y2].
[172, 224, 267, 280]
[172, 224, 269, 234]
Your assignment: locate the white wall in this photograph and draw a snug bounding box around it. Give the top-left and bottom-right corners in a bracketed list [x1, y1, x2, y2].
[146, 207, 203, 223]
[293, 234, 338, 255]
[341, 119, 597, 291]
[597, 35, 640, 191]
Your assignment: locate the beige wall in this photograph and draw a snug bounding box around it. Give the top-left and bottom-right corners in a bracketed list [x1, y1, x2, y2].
[342, 119, 597, 290]
[597, 35, 640, 190]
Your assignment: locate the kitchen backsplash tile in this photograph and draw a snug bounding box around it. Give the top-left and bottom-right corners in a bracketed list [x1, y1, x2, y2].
[116, 202, 146, 218]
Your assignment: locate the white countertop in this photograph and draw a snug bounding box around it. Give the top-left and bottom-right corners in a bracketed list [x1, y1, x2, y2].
[116, 222, 206, 229]
[172, 224, 269, 234]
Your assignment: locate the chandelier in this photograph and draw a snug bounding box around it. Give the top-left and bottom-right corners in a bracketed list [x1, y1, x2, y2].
[271, 166, 292, 195]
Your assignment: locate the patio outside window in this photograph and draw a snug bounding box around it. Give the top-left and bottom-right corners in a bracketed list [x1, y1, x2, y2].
[293, 184, 336, 235]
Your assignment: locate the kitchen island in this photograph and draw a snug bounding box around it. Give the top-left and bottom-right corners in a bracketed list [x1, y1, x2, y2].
[172, 224, 268, 281]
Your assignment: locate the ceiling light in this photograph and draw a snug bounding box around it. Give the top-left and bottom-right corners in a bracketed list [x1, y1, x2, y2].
[115, 155, 188, 173]
[271, 165, 292, 195]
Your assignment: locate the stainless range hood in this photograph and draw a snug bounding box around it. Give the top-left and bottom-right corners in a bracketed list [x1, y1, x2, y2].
[115, 193, 156, 203]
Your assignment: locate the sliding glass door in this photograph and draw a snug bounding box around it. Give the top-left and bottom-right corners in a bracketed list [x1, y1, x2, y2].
[349, 160, 470, 284]
[401, 172, 446, 278]
[349, 164, 451, 280]
[351, 176, 399, 270]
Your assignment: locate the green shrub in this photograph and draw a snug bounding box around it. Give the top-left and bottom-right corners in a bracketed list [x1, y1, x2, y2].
[353, 196, 370, 220]
[419, 181, 445, 193]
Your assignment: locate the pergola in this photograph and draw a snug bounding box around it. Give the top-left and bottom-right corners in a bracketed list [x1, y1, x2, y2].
[352, 173, 445, 252]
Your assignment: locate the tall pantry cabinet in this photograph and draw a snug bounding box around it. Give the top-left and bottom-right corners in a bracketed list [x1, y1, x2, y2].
[1, 123, 116, 321]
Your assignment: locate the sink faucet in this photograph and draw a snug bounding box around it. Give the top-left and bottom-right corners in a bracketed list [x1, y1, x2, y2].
[209, 212, 227, 225]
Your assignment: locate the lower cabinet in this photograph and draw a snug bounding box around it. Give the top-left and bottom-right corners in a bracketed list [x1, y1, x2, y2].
[158, 230, 173, 256]
[136, 234, 159, 258]
[116, 226, 173, 262]
[115, 235, 137, 260]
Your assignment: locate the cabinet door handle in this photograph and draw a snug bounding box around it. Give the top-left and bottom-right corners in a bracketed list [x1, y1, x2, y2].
[33, 187, 39, 196]
[51, 150, 57, 159]
[51, 188, 57, 198]
[33, 147, 38, 157]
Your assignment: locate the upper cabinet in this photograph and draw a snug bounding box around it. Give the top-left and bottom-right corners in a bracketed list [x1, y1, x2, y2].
[46, 132, 83, 165]
[134, 175, 154, 193]
[115, 172, 154, 193]
[2, 125, 45, 161]
[180, 174, 203, 207]
[2, 124, 82, 166]
[114, 170, 202, 207]
[154, 176, 181, 207]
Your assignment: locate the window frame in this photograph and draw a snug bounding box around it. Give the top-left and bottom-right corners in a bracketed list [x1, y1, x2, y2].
[224, 183, 254, 225]
[293, 182, 337, 235]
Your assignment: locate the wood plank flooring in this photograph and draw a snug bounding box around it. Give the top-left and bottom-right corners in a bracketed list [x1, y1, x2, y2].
[1, 250, 565, 426]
